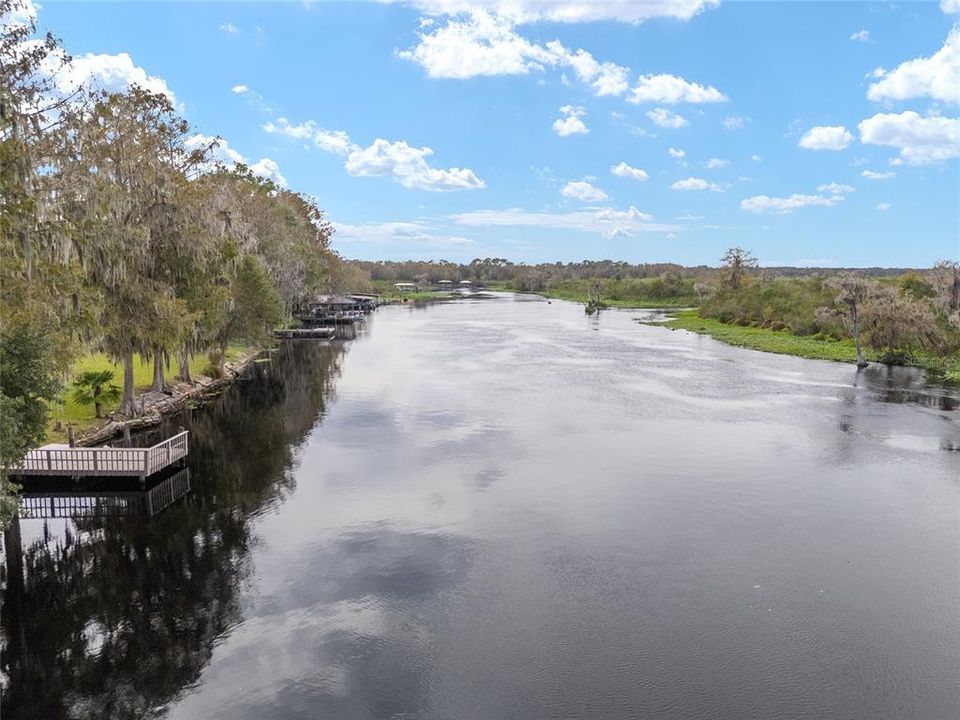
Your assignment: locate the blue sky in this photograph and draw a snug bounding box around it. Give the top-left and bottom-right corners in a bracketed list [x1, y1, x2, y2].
[26, 1, 960, 266]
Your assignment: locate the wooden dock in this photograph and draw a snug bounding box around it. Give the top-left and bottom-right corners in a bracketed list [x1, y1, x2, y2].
[274, 327, 336, 339]
[10, 431, 189, 480]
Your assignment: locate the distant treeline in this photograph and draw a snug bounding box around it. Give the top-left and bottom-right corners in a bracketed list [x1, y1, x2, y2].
[346, 252, 960, 373]
[348, 257, 921, 289]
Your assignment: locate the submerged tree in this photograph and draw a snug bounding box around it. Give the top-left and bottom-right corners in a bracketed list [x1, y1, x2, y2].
[584, 279, 608, 314]
[820, 277, 874, 367]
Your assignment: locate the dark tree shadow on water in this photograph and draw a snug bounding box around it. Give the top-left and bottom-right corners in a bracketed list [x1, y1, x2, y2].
[1, 342, 346, 720]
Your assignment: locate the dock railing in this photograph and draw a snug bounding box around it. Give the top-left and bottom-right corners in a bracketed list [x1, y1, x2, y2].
[12, 431, 190, 478]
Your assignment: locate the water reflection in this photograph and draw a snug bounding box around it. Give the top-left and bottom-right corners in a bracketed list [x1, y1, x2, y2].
[1, 341, 346, 720]
[17, 468, 192, 520]
[3, 298, 959, 720]
[856, 363, 959, 410]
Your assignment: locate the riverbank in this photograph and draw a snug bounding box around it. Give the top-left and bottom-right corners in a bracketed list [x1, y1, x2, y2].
[537, 286, 693, 309]
[47, 345, 261, 446]
[661, 310, 960, 384]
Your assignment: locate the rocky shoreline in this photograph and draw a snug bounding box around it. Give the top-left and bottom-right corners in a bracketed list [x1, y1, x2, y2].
[74, 350, 265, 447]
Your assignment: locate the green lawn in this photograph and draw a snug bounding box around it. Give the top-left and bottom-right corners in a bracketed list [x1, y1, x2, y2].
[46, 345, 251, 441]
[661, 310, 960, 383]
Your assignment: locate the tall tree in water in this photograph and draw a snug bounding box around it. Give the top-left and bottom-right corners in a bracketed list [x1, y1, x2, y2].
[821, 277, 874, 368]
[54, 88, 210, 413]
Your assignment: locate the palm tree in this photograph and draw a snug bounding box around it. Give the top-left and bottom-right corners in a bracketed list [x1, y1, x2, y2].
[72, 370, 122, 418]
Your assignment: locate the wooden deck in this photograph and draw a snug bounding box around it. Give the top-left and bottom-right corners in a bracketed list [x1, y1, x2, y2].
[10, 431, 189, 479]
[274, 327, 336, 339]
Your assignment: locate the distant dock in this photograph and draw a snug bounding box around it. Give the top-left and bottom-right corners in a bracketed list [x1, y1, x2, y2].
[274, 327, 337, 339]
[10, 431, 189, 481]
[279, 293, 378, 340]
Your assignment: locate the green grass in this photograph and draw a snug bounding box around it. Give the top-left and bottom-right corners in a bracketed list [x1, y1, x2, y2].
[406, 290, 459, 301]
[661, 310, 960, 383]
[539, 287, 693, 309]
[45, 344, 252, 441]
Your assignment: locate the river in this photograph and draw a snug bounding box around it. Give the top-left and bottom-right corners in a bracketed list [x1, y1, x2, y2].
[3, 294, 959, 720]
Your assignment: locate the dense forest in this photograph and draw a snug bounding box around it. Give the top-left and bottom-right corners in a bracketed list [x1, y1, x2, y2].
[0, 0, 354, 517]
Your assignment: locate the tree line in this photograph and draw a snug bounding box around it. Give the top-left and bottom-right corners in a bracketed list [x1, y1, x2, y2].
[0, 0, 350, 511]
[347, 251, 960, 368]
[698, 248, 960, 369]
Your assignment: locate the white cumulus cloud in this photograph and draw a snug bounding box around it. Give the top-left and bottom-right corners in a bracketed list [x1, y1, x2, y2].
[876, 202, 891, 211]
[552, 105, 588, 136]
[704, 158, 729, 169]
[398, 10, 554, 79]
[45, 50, 176, 104]
[671, 177, 723, 191]
[943, 0, 960, 14]
[561, 180, 608, 202]
[798, 125, 853, 151]
[559, 46, 631, 96]
[264, 118, 355, 154]
[610, 161, 649, 180]
[247, 158, 287, 186]
[448, 205, 678, 238]
[858, 110, 960, 165]
[184, 134, 287, 186]
[741, 193, 844, 214]
[333, 220, 475, 250]
[345, 138, 486, 191]
[627, 73, 727, 104]
[850, 30, 870, 42]
[867, 27, 960, 104]
[397, 7, 723, 102]
[816, 182, 855, 194]
[861, 169, 896, 179]
[264, 118, 485, 190]
[668, 147, 686, 158]
[647, 107, 688, 128]
[400, 1, 720, 24]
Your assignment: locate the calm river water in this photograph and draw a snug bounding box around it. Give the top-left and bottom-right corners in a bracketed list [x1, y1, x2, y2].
[3, 294, 960, 720]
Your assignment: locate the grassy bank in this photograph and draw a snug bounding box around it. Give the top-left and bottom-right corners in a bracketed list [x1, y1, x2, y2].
[46, 345, 251, 442]
[524, 277, 697, 308]
[662, 310, 960, 383]
[539, 287, 692, 309]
